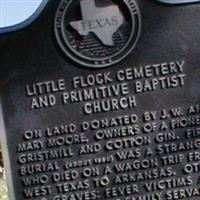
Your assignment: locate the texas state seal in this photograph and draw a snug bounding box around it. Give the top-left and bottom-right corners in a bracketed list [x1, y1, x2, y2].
[55, 0, 141, 68]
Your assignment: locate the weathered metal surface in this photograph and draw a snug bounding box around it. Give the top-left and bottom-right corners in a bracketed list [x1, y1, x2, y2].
[1, 0, 200, 200]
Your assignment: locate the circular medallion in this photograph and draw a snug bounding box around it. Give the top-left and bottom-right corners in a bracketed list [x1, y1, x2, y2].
[55, 0, 141, 68]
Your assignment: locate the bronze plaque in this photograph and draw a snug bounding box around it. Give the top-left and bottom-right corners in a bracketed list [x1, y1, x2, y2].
[1, 0, 200, 199]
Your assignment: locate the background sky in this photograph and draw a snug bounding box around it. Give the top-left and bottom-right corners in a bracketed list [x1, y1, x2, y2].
[0, 0, 42, 28]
